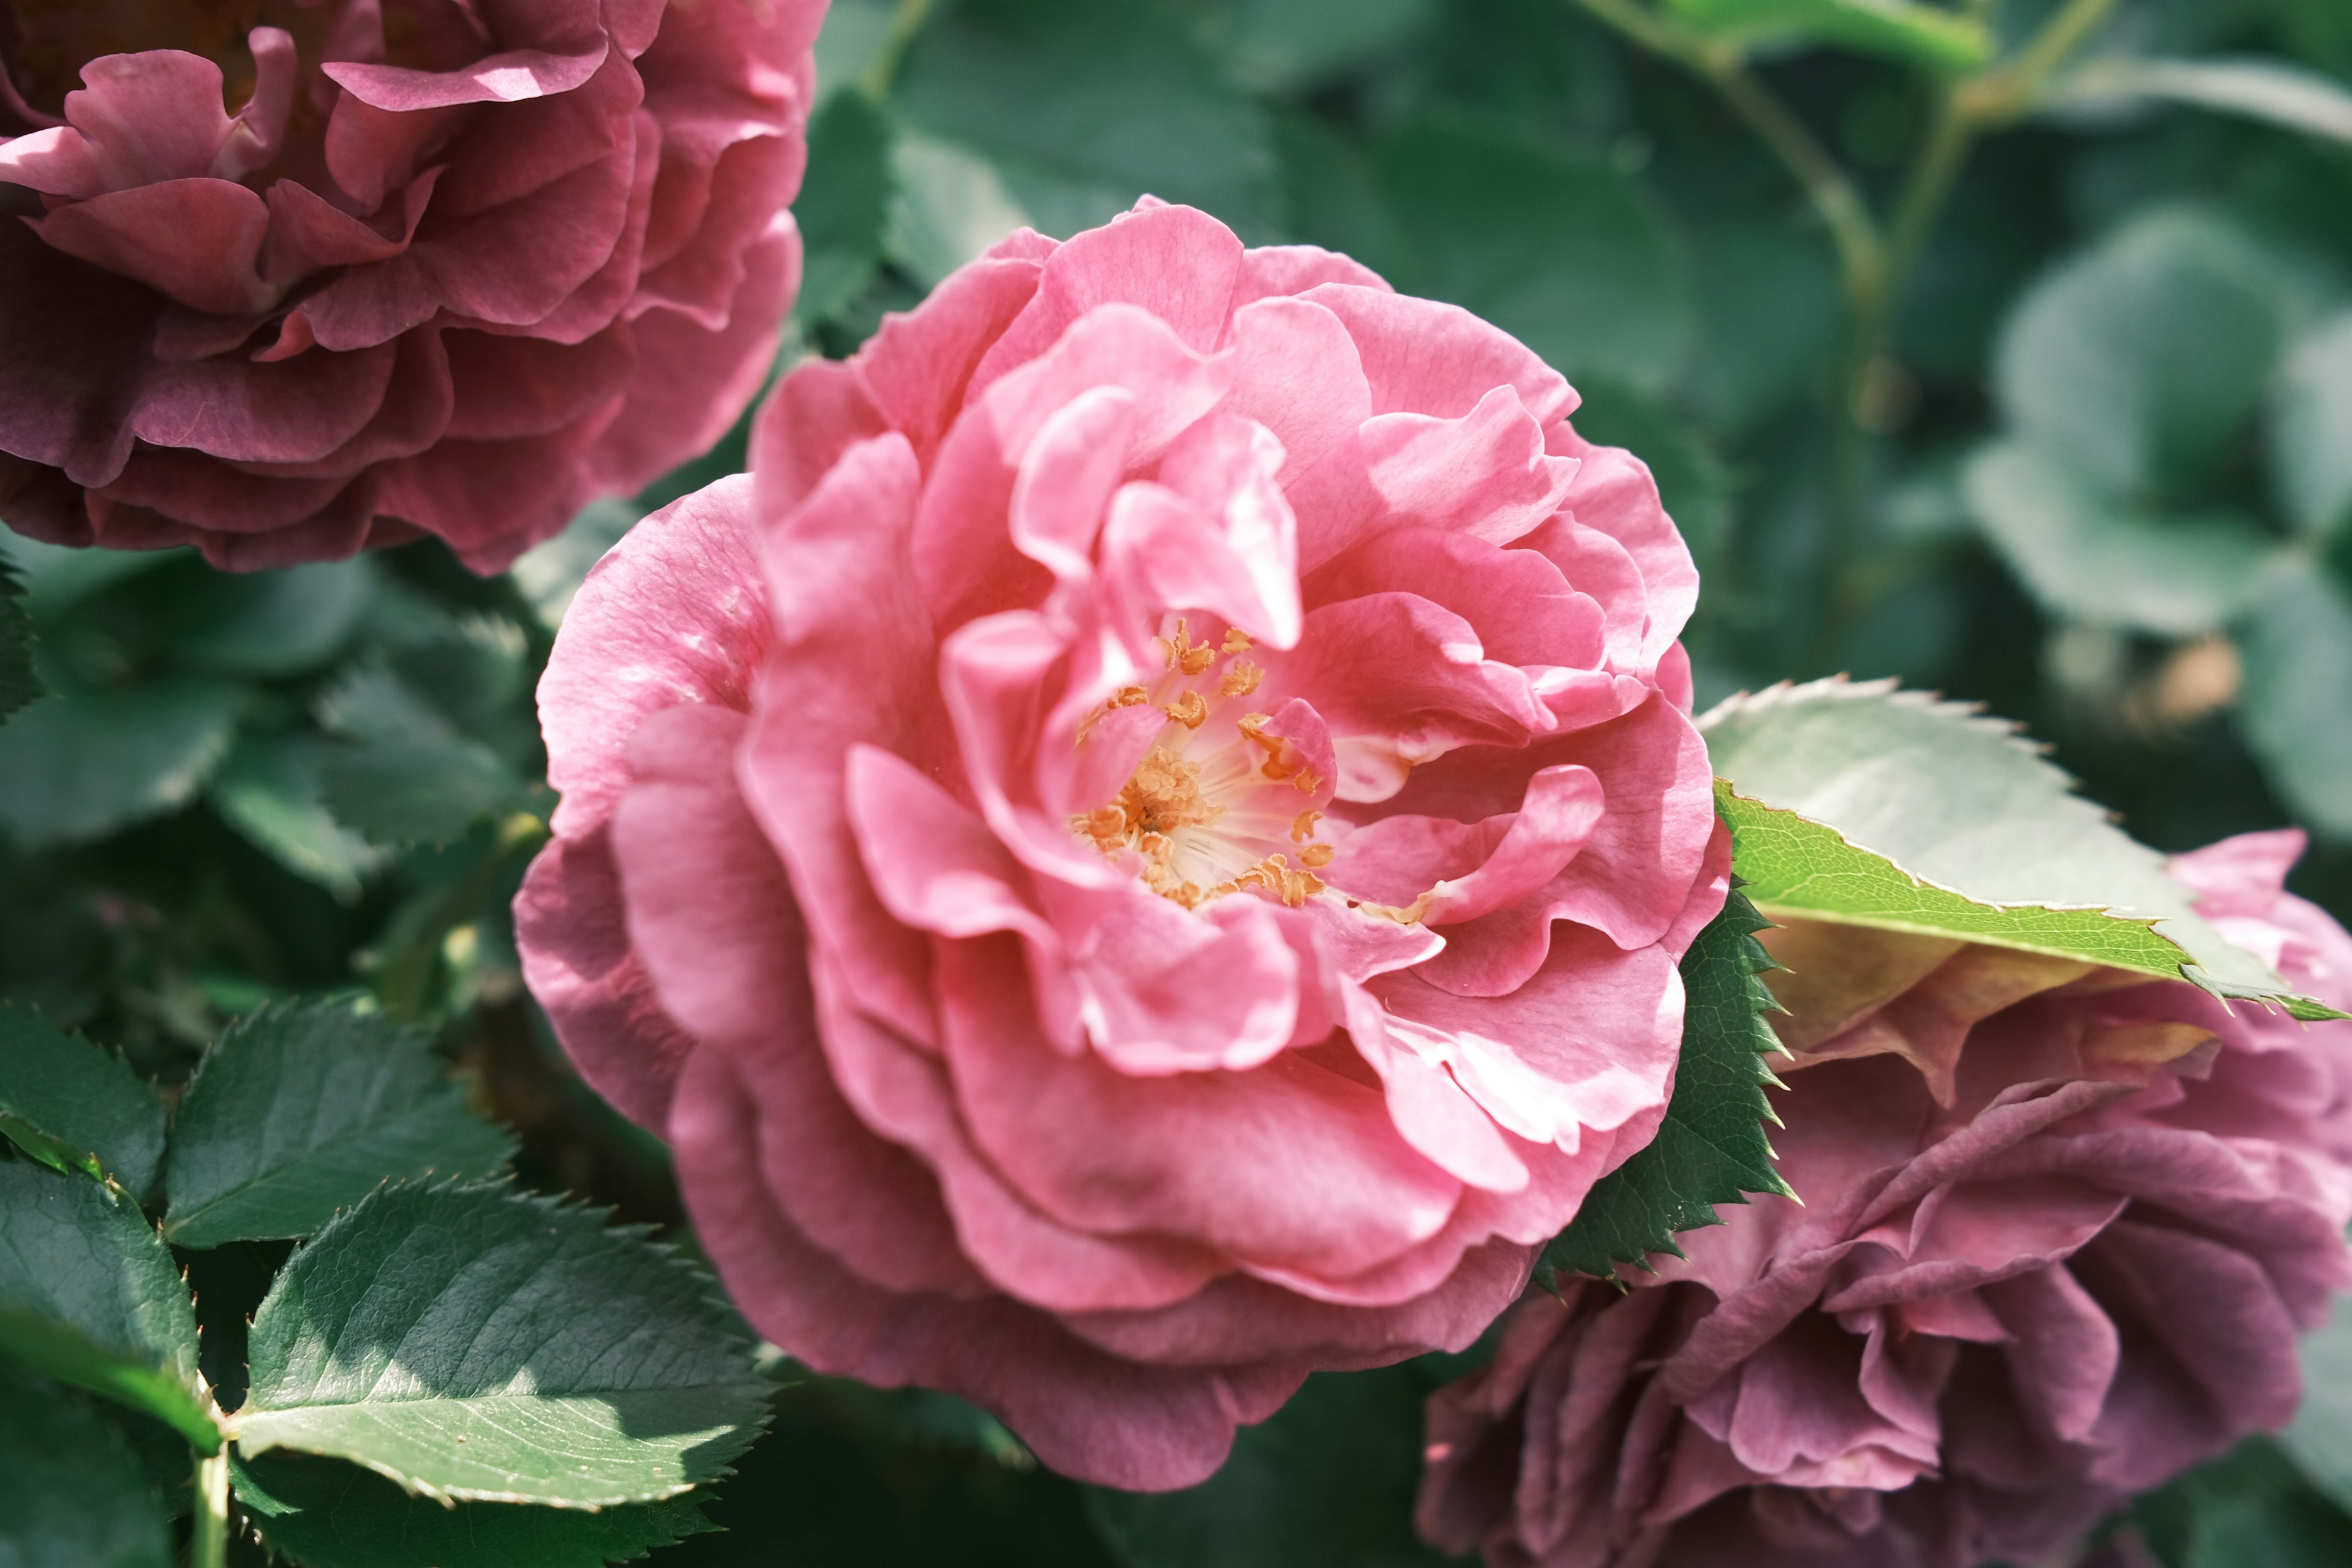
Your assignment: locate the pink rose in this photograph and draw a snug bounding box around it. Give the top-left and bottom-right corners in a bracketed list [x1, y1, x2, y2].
[1419, 829, 2352, 1568]
[514, 201, 1725, 1488]
[0, 0, 821, 571]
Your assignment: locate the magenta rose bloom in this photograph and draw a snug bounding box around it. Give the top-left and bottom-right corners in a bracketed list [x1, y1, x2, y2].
[514, 201, 1725, 1487]
[0, 0, 821, 570]
[1419, 829, 2352, 1568]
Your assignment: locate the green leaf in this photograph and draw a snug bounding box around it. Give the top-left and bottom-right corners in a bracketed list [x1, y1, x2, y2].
[1962, 439, 2275, 635]
[1374, 121, 1693, 395]
[208, 735, 389, 902]
[2136, 1439, 2352, 1568]
[2240, 559, 2352, 842]
[1541, 884, 1790, 1281]
[0, 1363, 173, 1568]
[315, 666, 526, 846]
[1993, 208, 2292, 499]
[0, 1005, 164, 1197]
[162, 1000, 513, 1249]
[0, 674, 240, 851]
[886, 130, 1037, 288]
[1698, 679, 2339, 1016]
[168, 560, 376, 680]
[1663, 0, 1994, 71]
[1568, 379, 1732, 574]
[2052, 56, 2352, 146]
[233, 1450, 718, 1568]
[2272, 313, 2352, 539]
[234, 1182, 768, 1507]
[1087, 1365, 1442, 1566]
[510, 500, 641, 631]
[2282, 1290, 2352, 1515]
[0, 554, 37, 725]
[0, 1157, 216, 1449]
[894, 0, 1281, 242]
[1203, 0, 1437, 93]
[797, 89, 897, 328]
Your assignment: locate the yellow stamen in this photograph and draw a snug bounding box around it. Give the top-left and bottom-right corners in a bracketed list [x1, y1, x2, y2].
[1290, 809, 1323, 843]
[1300, 842, 1334, 869]
[1219, 661, 1263, 697]
[1163, 690, 1208, 729]
[1221, 628, 1253, 654]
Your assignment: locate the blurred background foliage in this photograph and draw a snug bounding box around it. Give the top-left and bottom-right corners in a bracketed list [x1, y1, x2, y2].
[7, 0, 2352, 1562]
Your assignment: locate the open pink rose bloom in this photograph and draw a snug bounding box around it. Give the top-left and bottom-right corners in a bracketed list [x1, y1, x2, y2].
[1420, 830, 2352, 1567]
[0, 0, 821, 570]
[516, 201, 1727, 1487]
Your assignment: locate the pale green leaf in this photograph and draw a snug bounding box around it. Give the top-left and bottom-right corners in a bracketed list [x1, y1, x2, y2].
[1204, 0, 1437, 92]
[2240, 559, 2352, 842]
[169, 560, 375, 680]
[886, 131, 1036, 288]
[1963, 439, 2275, 635]
[162, 1000, 513, 1249]
[2271, 313, 2352, 539]
[235, 1183, 767, 1507]
[895, 0, 1280, 242]
[0, 1158, 216, 1449]
[0, 1363, 172, 1568]
[2282, 1290, 2352, 1515]
[1664, 0, 1994, 72]
[1374, 121, 1693, 394]
[1994, 208, 2293, 499]
[0, 1005, 164, 1197]
[1542, 885, 1791, 1281]
[208, 735, 388, 902]
[233, 1450, 717, 1568]
[1698, 679, 2336, 1015]
[0, 674, 240, 851]
[2053, 56, 2352, 145]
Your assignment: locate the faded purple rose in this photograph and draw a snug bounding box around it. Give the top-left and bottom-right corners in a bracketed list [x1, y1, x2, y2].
[1419, 831, 2352, 1568]
[0, 0, 823, 570]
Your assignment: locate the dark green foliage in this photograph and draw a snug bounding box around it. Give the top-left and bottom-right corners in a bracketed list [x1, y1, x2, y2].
[1088, 1366, 1445, 1568]
[796, 89, 899, 326]
[0, 554, 37, 723]
[1542, 885, 1791, 1282]
[163, 1000, 514, 1248]
[0, 1363, 172, 1568]
[234, 1450, 718, 1568]
[0, 1004, 166, 1197]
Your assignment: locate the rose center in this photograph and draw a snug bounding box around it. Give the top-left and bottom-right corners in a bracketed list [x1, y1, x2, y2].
[1071, 620, 1335, 911]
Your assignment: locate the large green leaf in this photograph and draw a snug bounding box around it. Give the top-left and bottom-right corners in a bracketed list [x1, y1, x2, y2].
[233, 1450, 717, 1568]
[0, 1363, 172, 1568]
[315, 665, 527, 847]
[1542, 885, 1791, 1282]
[2282, 1290, 2352, 1514]
[0, 1005, 164, 1198]
[168, 560, 376, 680]
[1698, 679, 2337, 1015]
[1204, 0, 1437, 92]
[1374, 121, 1693, 395]
[0, 554, 36, 725]
[1962, 439, 2275, 635]
[162, 1000, 513, 1249]
[1088, 1365, 1442, 1567]
[234, 1183, 768, 1507]
[0, 1158, 215, 1448]
[895, 0, 1280, 242]
[2136, 1439, 2352, 1568]
[0, 674, 240, 850]
[2271, 313, 2352, 540]
[208, 734, 388, 902]
[1993, 209, 2294, 500]
[1664, 0, 1993, 72]
[2052, 56, 2352, 147]
[2240, 559, 2352, 842]
[796, 89, 897, 328]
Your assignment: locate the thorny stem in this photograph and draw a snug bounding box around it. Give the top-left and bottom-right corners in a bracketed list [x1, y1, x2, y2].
[192, 1447, 230, 1568]
[1570, 0, 2125, 668]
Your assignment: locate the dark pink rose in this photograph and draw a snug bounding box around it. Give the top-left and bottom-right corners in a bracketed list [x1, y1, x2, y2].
[0, 0, 821, 570]
[1419, 830, 2352, 1568]
[514, 202, 1725, 1488]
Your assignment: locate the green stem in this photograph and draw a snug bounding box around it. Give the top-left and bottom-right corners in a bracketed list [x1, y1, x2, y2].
[191, 1448, 230, 1568]
[859, 0, 934, 99]
[1974, 0, 2124, 120]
